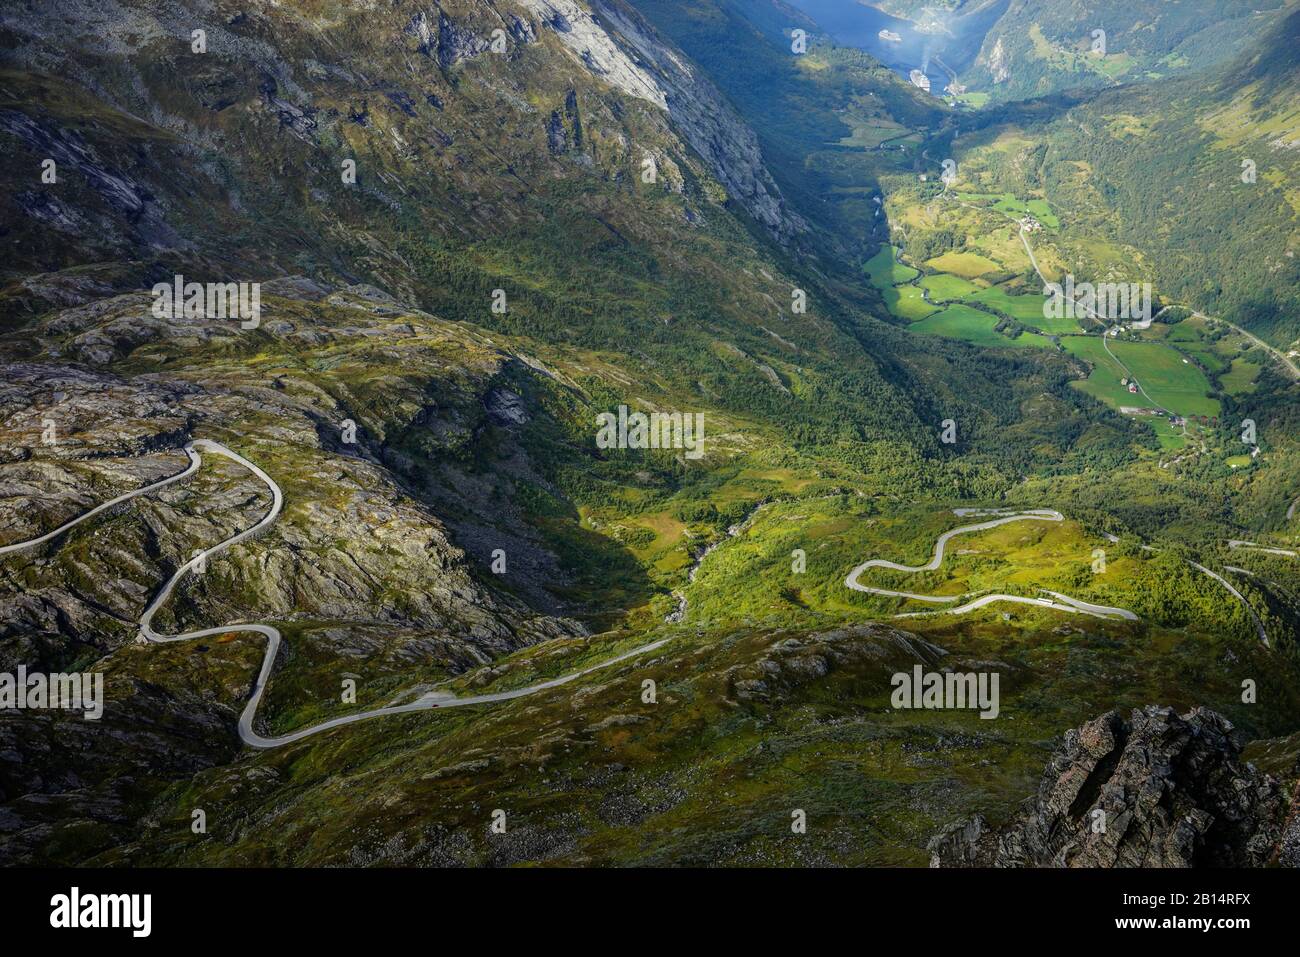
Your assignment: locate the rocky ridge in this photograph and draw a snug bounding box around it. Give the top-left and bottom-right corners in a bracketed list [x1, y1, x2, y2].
[930, 705, 1297, 867]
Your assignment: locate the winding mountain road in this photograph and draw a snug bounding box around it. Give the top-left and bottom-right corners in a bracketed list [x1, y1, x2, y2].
[1190, 560, 1269, 647]
[4, 443, 1284, 745]
[1192, 311, 1300, 384]
[1229, 540, 1298, 558]
[845, 508, 1139, 621]
[845, 508, 1279, 641]
[1, 440, 669, 749]
[0, 448, 202, 557]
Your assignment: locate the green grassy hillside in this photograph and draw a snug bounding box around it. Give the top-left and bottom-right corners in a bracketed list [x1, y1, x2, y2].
[961, 0, 1295, 103]
[2, 0, 1300, 869]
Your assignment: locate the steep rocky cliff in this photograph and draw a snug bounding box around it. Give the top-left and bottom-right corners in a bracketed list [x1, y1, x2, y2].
[0, 0, 802, 283]
[531, 0, 806, 243]
[0, 276, 590, 674]
[930, 706, 1297, 867]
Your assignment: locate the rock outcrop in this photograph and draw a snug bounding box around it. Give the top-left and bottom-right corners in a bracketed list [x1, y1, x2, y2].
[0, 279, 588, 663]
[930, 706, 1291, 867]
[523, 0, 804, 244]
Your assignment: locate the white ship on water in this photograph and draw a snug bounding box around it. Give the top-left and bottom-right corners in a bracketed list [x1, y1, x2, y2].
[909, 69, 931, 92]
[878, 29, 902, 43]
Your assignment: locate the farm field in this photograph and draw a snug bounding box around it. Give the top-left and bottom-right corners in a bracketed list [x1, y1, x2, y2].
[1062, 336, 1220, 417]
[1148, 416, 1188, 451]
[954, 191, 1060, 228]
[921, 272, 983, 302]
[883, 283, 939, 321]
[953, 90, 990, 108]
[1219, 358, 1260, 394]
[911, 304, 1053, 349]
[1178, 343, 1230, 374]
[8, 0, 1300, 881]
[1109, 340, 1220, 417]
[836, 117, 909, 150]
[970, 286, 1081, 334]
[1142, 318, 1264, 397]
[925, 251, 1002, 278]
[864, 245, 918, 287]
[863, 229, 1229, 427]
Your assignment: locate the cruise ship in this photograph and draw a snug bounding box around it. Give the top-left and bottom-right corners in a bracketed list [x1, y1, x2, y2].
[909, 69, 931, 92]
[878, 29, 902, 43]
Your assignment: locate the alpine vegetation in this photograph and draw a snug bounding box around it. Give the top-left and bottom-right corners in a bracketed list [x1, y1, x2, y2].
[3, 0, 1300, 891]
[891, 666, 1000, 719]
[596, 405, 705, 459]
[1043, 275, 1152, 326]
[151, 275, 261, 329]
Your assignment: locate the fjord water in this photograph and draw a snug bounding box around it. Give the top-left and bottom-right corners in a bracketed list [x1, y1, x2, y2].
[785, 0, 1006, 92]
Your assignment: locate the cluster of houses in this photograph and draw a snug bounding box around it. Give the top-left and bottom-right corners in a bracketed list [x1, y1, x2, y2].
[1159, 411, 1225, 430]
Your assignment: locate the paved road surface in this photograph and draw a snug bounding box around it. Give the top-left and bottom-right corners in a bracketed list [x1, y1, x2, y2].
[1228, 540, 1298, 558]
[3, 443, 1281, 745]
[0, 448, 202, 556]
[942, 187, 1300, 385]
[1190, 560, 1269, 647]
[1, 441, 669, 749]
[845, 509, 1138, 621]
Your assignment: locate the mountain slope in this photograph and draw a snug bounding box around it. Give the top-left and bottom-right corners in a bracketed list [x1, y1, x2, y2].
[962, 0, 1296, 103]
[951, 5, 1300, 349]
[628, 0, 945, 265]
[3, 0, 1300, 869]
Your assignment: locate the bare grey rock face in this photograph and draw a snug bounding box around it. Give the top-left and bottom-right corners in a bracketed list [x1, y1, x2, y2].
[589, 0, 804, 244]
[1277, 786, 1300, 866]
[522, 0, 804, 244]
[0, 108, 184, 251]
[929, 706, 1291, 867]
[485, 387, 529, 425]
[507, 13, 537, 44]
[0, 279, 587, 664]
[436, 10, 490, 67]
[728, 623, 950, 704]
[546, 109, 569, 154]
[985, 36, 1010, 85]
[521, 0, 669, 107]
[406, 7, 496, 67]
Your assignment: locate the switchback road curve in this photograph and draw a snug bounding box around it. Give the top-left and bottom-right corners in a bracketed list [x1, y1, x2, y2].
[1, 441, 668, 749]
[844, 508, 1139, 621]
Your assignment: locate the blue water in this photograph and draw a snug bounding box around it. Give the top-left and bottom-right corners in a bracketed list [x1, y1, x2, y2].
[784, 0, 1005, 95]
